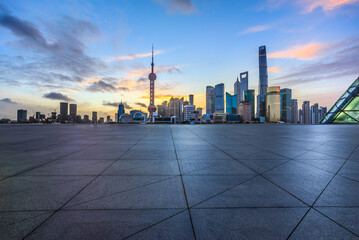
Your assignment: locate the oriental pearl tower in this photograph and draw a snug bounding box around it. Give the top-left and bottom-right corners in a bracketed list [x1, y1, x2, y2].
[148, 45, 157, 121]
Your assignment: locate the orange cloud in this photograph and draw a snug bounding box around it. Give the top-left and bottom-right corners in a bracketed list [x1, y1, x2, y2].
[298, 0, 358, 13]
[107, 50, 163, 62]
[83, 78, 101, 83]
[268, 42, 326, 60]
[66, 88, 78, 93]
[241, 24, 272, 35]
[268, 66, 280, 72]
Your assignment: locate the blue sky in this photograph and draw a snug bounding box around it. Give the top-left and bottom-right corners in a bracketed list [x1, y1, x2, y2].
[0, 0, 358, 119]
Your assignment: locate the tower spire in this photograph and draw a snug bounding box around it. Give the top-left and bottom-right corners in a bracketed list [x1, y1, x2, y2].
[151, 44, 154, 73]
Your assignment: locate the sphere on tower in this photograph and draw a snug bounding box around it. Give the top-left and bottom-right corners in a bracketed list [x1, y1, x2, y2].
[149, 73, 156, 81]
[148, 104, 156, 112]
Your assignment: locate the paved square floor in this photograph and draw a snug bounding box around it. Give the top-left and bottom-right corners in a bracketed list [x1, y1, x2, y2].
[1, 124, 359, 239]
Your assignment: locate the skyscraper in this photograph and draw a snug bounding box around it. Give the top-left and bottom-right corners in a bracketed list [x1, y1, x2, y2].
[189, 94, 194, 105]
[157, 101, 168, 117]
[60, 102, 68, 122]
[291, 99, 298, 124]
[234, 77, 241, 106]
[35, 112, 41, 120]
[69, 104, 77, 123]
[168, 97, 182, 118]
[92, 111, 98, 123]
[299, 109, 303, 124]
[266, 86, 281, 122]
[17, 109, 27, 123]
[184, 105, 195, 122]
[206, 86, 215, 114]
[244, 89, 255, 120]
[226, 92, 237, 114]
[280, 88, 292, 123]
[118, 102, 125, 122]
[215, 83, 224, 113]
[238, 100, 251, 123]
[302, 101, 311, 124]
[196, 107, 202, 117]
[311, 103, 319, 124]
[240, 72, 248, 101]
[257, 46, 268, 120]
[147, 45, 157, 121]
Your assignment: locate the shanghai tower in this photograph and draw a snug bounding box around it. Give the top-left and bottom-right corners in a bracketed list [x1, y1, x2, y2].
[257, 45, 268, 119]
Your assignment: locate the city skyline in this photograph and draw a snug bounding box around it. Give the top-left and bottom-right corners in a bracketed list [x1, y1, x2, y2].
[1, 0, 359, 120]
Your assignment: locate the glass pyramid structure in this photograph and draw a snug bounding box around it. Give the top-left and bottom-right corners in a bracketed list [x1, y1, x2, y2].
[321, 77, 359, 124]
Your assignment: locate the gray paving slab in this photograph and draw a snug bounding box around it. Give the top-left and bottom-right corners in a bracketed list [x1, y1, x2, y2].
[65, 176, 186, 209]
[191, 208, 308, 240]
[102, 160, 180, 176]
[289, 209, 358, 240]
[0, 124, 358, 239]
[338, 160, 359, 181]
[0, 211, 53, 240]
[0, 175, 95, 211]
[264, 160, 334, 205]
[196, 176, 306, 208]
[315, 207, 359, 236]
[315, 175, 359, 207]
[26, 209, 186, 240]
[23, 159, 115, 176]
[183, 174, 255, 207]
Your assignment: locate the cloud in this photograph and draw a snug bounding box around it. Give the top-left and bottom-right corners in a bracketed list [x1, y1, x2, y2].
[107, 50, 163, 61]
[127, 65, 182, 77]
[139, 94, 187, 100]
[135, 102, 147, 108]
[102, 101, 132, 109]
[263, 0, 358, 13]
[268, 66, 280, 72]
[156, 0, 196, 14]
[0, 98, 17, 104]
[137, 77, 148, 82]
[43, 92, 74, 101]
[0, 14, 58, 51]
[268, 42, 326, 60]
[241, 24, 272, 35]
[297, 0, 359, 13]
[0, 10, 105, 89]
[87, 81, 129, 92]
[271, 37, 359, 87]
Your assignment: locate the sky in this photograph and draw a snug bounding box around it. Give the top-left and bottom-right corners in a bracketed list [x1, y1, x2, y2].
[0, 0, 358, 120]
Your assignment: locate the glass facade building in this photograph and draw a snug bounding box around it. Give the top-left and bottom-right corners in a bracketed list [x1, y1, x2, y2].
[240, 72, 248, 101]
[280, 88, 292, 123]
[206, 86, 215, 114]
[266, 86, 281, 122]
[117, 103, 125, 122]
[17, 109, 27, 123]
[234, 78, 241, 107]
[226, 92, 237, 114]
[302, 101, 311, 124]
[244, 89, 255, 120]
[291, 99, 298, 124]
[215, 83, 224, 113]
[257, 46, 268, 119]
[60, 102, 68, 122]
[321, 77, 359, 123]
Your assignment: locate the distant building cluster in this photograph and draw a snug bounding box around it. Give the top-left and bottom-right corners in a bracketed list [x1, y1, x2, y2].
[148, 95, 202, 124]
[5, 45, 359, 125]
[204, 46, 328, 124]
